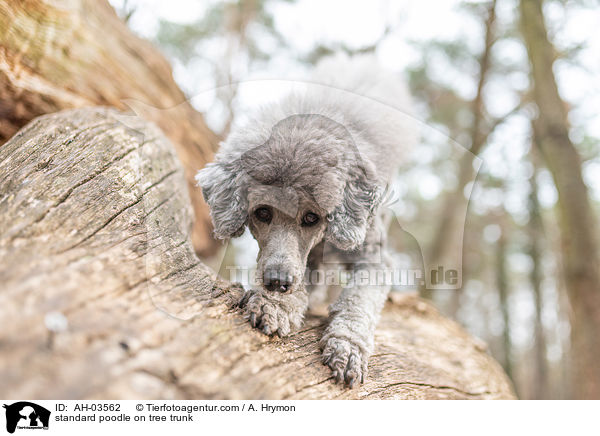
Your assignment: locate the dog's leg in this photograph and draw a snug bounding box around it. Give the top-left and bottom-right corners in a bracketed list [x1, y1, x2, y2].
[319, 270, 389, 387]
[239, 288, 308, 337]
[305, 241, 329, 311]
[320, 221, 390, 387]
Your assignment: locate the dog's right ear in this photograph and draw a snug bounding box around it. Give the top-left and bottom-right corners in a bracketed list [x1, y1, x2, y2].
[196, 161, 248, 239]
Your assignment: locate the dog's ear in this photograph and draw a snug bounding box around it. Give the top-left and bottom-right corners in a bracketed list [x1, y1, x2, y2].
[325, 160, 382, 251]
[196, 161, 248, 239]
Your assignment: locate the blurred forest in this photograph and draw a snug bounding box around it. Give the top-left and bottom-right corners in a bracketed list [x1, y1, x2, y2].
[111, 0, 600, 399]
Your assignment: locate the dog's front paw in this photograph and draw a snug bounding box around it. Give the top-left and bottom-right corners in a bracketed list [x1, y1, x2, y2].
[238, 290, 305, 337]
[320, 336, 368, 388]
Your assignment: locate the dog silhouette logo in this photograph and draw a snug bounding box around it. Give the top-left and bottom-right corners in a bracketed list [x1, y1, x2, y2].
[3, 402, 50, 433]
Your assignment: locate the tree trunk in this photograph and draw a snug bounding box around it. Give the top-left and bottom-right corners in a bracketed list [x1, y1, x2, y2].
[495, 220, 512, 382]
[527, 152, 548, 399]
[0, 0, 220, 257]
[424, 0, 497, 294]
[520, 0, 600, 399]
[0, 108, 515, 400]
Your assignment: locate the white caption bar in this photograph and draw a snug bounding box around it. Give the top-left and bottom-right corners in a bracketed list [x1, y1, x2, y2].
[0, 400, 598, 436]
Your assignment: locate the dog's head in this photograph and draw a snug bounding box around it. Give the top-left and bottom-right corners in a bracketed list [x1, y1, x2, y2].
[196, 114, 382, 293]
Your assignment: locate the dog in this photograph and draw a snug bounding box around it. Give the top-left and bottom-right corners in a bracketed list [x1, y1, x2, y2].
[196, 54, 416, 387]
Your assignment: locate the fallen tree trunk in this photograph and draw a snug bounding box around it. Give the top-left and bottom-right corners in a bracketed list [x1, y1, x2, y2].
[0, 0, 220, 256]
[0, 108, 515, 399]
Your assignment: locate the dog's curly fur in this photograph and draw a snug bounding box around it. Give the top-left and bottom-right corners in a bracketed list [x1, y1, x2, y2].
[197, 54, 417, 387]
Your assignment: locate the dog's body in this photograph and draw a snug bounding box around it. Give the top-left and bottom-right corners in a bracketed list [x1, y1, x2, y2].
[197, 55, 416, 387]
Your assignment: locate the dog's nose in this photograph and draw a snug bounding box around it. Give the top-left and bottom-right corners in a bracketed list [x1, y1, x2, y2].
[263, 269, 293, 293]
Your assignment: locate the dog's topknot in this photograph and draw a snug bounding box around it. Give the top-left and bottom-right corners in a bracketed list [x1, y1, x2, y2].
[196, 54, 417, 247]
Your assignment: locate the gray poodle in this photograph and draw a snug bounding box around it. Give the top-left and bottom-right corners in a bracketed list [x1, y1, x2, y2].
[196, 55, 416, 387]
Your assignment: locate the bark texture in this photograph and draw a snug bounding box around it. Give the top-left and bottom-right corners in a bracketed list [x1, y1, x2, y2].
[0, 108, 515, 400]
[0, 0, 220, 256]
[520, 0, 600, 399]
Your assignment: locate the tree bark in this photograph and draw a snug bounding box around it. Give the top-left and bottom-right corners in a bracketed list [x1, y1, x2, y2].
[520, 0, 600, 399]
[0, 0, 220, 257]
[0, 108, 515, 400]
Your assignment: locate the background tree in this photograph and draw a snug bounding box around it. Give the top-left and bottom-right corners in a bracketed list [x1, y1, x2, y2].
[527, 148, 549, 399]
[520, 0, 600, 399]
[154, 0, 294, 137]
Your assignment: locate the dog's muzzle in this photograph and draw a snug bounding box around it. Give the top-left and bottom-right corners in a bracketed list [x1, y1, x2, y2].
[263, 269, 293, 293]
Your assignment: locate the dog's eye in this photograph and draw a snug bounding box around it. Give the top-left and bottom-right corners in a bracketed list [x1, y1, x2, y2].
[302, 212, 319, 227]
[254, 207, 272, 223]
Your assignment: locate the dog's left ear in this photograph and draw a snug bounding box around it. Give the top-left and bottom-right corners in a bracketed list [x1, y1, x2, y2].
[325, 160, 382, 251]
[196, 161, 248, 239]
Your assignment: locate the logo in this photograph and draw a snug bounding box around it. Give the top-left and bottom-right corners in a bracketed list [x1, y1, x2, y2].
[3, 402, 50, 433]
